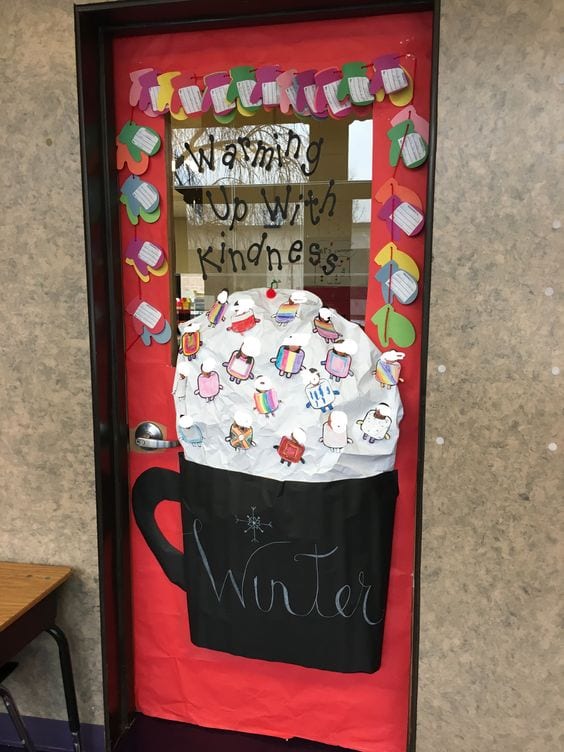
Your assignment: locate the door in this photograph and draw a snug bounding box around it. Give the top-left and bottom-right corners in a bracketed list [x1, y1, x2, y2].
[107, 8, 433, 752]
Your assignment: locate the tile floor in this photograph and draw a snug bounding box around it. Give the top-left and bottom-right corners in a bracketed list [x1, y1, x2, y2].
[115, 714, 354, 752]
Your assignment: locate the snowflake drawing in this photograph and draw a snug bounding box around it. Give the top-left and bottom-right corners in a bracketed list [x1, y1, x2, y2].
[235, 506, 273, 543]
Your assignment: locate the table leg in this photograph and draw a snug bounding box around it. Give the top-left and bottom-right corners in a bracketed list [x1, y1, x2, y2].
[46, 626, 83, 752]
[0, 684, 37, 752]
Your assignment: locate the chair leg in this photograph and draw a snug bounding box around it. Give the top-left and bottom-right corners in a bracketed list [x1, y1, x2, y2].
[0, 684, 37, 752]
[46, 626, 83, 752]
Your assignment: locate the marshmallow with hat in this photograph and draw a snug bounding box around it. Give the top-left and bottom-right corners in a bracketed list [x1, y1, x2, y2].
[321, 338, 358, 382]
[194, 357, 222, 402]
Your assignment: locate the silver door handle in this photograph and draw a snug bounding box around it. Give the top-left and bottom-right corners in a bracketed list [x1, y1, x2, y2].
[134, 422, 179, 451]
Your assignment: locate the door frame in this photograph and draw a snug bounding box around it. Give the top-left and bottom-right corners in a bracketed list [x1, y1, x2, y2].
[74, 1, 440, 749]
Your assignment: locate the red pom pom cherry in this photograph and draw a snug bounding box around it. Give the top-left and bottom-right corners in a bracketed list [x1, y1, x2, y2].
[266, 287, 277, 299]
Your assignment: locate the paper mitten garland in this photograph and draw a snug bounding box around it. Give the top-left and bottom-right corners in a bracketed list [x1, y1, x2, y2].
[251, 65, 283, 109]
[375, 260, 419, 305]
[387, 120, 428, 169]
[126, 298, 171, 346]
[170, 71, 203, 119]
[120, 175, 160, 225]
[125, 239, 168, 282]
[374, 178, 425, 241]
[295, 70, 319, 116]
[374, 242, 420, 282]
[277, 69, 299, 114]
[201, 72, 237, 119]
[338, 62, 374, 106]
[116, 122, 161, 175]
[227, 66, 261, 116]
[370, 54, 413, 106]
[371, 304, 416, 348]
[129, 68, 161, 117]
[390, 105, 430, 143]
[315, 68, 353, 119]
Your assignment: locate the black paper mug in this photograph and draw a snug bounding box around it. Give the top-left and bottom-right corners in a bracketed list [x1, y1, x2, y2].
[133, 454, 398, 673]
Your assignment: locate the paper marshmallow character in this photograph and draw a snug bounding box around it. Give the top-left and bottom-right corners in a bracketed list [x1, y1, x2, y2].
[374, 351, 405, 389]
[223, 336, 260, 384]
[178, 414, 204, 447]
[320, 411, 353, 452]
[227, 66, 261, 115]
[227, 296, 261, 333]
[312, 307, 342, 343]
[272, 291, 308, 326]
[225, 411, 256, 451]
[250, 65, 282, 108]
[201, 72, 236, 117]
[321, 339, 358, 382]
[338, 62, 374, 106]
[194, 358, 223, 402]
[277, 69, 299, 114]
[252, 376, 281, 418]
[270, 332, 309, 378]
[180, 321, 202, 360]
[206, 289, 229, 327]
[315, 68, 352, 119]
[274, 428, 306, 466]
[356, 404, 392, 443]
[303, 368, 340, 413]
[170, 71, 203, 119]
[120, 175, 160, 225]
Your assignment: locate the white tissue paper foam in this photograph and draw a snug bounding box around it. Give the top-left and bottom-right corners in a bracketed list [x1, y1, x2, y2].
[172, 288, 403, 482]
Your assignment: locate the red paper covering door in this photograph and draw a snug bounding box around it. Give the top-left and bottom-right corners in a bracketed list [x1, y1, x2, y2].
[114, 11, 432, 752]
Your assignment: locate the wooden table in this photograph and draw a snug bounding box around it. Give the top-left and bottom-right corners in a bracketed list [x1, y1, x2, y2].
[0, 562, 83, 752]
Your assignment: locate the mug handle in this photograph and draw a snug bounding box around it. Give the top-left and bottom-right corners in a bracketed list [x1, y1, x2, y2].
[132, 467, 188, 590]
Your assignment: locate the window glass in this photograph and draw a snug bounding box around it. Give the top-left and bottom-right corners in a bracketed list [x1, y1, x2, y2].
[171, 109, 372, 325]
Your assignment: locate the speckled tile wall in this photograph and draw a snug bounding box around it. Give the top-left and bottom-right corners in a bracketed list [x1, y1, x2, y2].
[0, 0, 106, 728]
[0, 0, 562, 748]
[418, 1, 563, 751]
